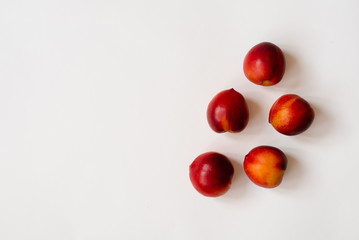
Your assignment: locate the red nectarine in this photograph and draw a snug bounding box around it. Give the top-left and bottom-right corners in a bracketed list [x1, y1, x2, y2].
[207, 88, 249, 133]
[244, 146, 287, 188]
[269, 94, 315, 136]
[243, 42, 285, 86]
[189, 152, 234, 197]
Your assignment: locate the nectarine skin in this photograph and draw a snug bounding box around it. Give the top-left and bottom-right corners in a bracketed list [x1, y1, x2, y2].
[243, 42, 285, 86]
[189, 152, 234, 197]
[207, 88, 249, 133]
[244, 146, 287, 188]
[269, 94, 315, 136]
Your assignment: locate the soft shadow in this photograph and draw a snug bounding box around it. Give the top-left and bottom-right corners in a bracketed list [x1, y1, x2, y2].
[225, 97, 265, 140]
[244, 97, 264, 135]
[216, 155, 251, 202]
[230, 158, 242, 184]
[279, 152, 304, 190]
[308, 102, 332, 138]
[295, 100, 334, 142]
[274, 50, 303, 90]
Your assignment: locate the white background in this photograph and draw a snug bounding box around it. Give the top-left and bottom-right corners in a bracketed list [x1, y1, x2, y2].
[1, 0, 359, 239]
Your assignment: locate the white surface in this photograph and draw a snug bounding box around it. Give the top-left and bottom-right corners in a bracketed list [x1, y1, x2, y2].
[1, 0, 359, 239]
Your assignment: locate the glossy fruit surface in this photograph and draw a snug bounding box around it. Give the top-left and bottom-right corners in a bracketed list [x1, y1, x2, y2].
[243, 42, 285, 86]
[207, 88, 249, 133]
[244, 146, 287, 188]
[269, 94, 315, 136]
[189, 152, 234, 197]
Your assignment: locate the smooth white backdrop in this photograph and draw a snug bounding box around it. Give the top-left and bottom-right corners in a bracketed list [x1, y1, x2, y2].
[1, 0, 359, 239]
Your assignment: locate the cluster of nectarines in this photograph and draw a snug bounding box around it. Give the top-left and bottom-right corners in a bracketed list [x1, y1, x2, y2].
[189, 42, 315, 197]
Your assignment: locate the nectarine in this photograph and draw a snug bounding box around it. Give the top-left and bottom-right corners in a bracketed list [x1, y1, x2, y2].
[269, 94, 315, 136]
[244, 146, 287, 188]
[189, 152, 234, 197]
[207, 88, 249, 133]
[243, 42, 285, 86]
